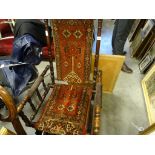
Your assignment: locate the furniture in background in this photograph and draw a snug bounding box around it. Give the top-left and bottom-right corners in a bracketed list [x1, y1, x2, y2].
[130, 20, 155, 60]
[92, 54, 125, 93]
[142, 64, 155, 125]
[128, 19, 147, 42]
[139, 39, 155, 74]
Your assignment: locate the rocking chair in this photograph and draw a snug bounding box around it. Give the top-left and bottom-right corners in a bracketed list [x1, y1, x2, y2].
[0, 19, 103, 135]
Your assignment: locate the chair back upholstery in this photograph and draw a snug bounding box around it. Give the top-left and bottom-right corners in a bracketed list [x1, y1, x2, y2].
[52, 20, 94, 83]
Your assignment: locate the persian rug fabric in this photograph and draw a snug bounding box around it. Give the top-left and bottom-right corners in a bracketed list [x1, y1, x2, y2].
[35, 20, 94, 135]
[35, 84, 92, 134]
[52, 19, 93, 83]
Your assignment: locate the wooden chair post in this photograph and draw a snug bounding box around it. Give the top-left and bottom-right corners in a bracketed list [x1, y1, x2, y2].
[92, 70, 102, 134]
[92, 19, 103, 134]
[44, 19, 55, 84]
[93, 19, 103, 84]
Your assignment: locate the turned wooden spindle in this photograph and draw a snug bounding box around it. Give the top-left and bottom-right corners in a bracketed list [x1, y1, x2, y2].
[44, 19, 55, 84]
[93, 19, 103, 84]
[17, 65, 50, 113]
[92, 70, 102, 135]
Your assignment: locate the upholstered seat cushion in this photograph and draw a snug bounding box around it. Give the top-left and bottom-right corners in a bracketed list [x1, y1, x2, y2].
[35, 84, 92, 135]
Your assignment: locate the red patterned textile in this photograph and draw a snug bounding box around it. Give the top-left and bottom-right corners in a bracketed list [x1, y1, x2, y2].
[35, 84, 92, 134]
[52, 20, 93, 83]
[35, 20, 94, 135]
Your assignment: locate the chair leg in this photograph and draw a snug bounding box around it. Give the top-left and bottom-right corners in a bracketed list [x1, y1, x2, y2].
[87, 103, 94, 134]
[12, 118, 27, 135]
[35, 130, 42, 135]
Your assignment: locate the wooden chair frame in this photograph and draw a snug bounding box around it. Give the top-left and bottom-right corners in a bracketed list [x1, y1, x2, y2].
[0, 19, 103, 135]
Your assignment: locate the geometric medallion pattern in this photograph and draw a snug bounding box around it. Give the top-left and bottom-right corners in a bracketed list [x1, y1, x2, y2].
[73, 30, 83, 39]
[62, 29, 71, 38]
[52, 19, 94, 83]
[35, 84, 93, 135]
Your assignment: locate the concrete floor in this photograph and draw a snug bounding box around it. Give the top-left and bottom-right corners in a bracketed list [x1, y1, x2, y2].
[99, 20, 149, 134]
[100, 52, 149, 134]
[0, 19, 149, 135]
